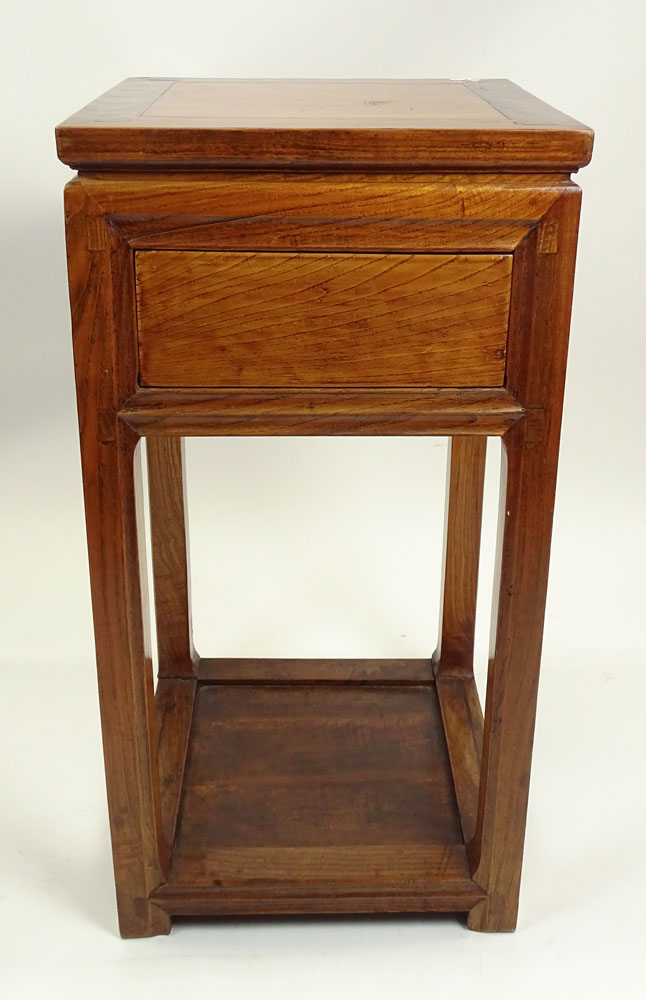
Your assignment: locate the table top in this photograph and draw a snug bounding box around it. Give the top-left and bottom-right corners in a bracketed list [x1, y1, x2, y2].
[56, 78, 593, 172]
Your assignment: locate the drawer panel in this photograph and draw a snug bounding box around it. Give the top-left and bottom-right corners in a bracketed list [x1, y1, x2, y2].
[135, 250, 512, 388]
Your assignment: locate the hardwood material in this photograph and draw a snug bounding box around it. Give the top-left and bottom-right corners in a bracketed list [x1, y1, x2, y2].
[73, 171, 570, 226]
[56, 78, 593, 171]
[64, 181, 170, 937]
[146, 438, 196, 677]
[129, 217, 534, 254]
[157, 681, 484, 913]
[167, 844, 471, 887]
[155, 678, 196, 847]
[151, 879, 486, 916]
[435, 438, 487, 677]
[468, 188, 583, 932]
[120, 388, 524, 437]
[176, 684, 460, 847]
[436, 675, 484, 846]
[198, 657, 434, 684]
[136, 250, 511, 389]
[143, 79, 509, 122]
[59, 79, 592, 937]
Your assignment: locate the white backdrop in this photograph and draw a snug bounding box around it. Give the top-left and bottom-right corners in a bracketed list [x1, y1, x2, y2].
[1, 2, 645, 997]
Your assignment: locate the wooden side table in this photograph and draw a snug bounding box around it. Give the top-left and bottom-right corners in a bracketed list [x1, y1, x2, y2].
[56, 78, 593, 938]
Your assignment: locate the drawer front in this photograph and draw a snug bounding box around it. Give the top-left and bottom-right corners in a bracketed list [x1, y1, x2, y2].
[135, 250, 512, 388]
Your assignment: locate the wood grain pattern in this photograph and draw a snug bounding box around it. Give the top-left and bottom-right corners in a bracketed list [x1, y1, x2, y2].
[76, 171, 570, 227]
[161, 681, 480, 913]
[151, 877, 485, 916]
[64, 182, 169, 938]
[60, 81, 592, 935]
[468, 188, 583, 931]
[464, 79, 586, 129]
[436, 675, 484, 846]
[174, 684, 461, 849]
[142, 79, 508, 123]
[146, 437, 196, 678]
[136, 250, 511, 389]
[168, 845, 472, 885]
[155, 678, 196, 847]
[56, 78, 593, 171]
[198, 657, 434, 684]
[120, 387, 524, 437]
[435, 437, 487, 677]
[129, 217, 534, 254]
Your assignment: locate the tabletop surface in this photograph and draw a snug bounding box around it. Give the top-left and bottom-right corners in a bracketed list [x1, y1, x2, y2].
[56, 78, 593, 171]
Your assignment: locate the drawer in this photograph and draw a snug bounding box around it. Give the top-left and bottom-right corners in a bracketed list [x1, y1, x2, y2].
[135, 250, 512, 388]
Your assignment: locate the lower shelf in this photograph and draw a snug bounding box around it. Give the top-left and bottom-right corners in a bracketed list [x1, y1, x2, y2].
[152, 663, 485, 916]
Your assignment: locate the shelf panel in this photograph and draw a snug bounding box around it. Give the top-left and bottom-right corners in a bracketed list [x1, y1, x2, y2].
[154, 678, 484, 915]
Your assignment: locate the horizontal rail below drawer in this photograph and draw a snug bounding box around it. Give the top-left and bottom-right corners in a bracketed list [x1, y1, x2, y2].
[119, 387, 524, 436]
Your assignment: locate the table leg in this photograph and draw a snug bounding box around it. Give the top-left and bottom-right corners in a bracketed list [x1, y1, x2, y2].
[468, 418, 559, 931]
[146, 437, 196, 679]
[435, 436, 487, 678]
[80, 424, 170, 937]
